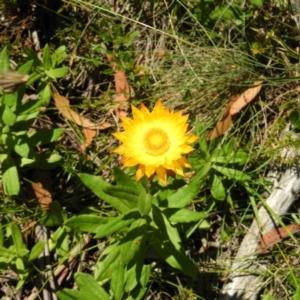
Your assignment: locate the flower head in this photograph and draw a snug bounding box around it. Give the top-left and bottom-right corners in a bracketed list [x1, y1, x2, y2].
[112, 99, 198, 184]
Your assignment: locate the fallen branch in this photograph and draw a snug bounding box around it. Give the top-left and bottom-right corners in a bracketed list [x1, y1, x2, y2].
[219, 167, 300, 300]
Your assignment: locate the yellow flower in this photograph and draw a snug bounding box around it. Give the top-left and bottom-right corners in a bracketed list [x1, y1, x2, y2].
[112, 99, 198, 185]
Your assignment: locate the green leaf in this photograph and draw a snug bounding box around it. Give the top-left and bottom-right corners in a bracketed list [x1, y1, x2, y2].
[14, 143, 31, 158]
[57, 289, 84, 300]
[152, 205, 181, 251]
[94, 210, 139, 239]
[15, 257, 25, 273]
[198, 135, 209, 157]
[41, 202, 66, 226]
[111, 257, 125, 300]
[251, 0, 263, 6]
[167, 179, 200, 208]
[58, 273, 110, 300]
[45, 67, 68, 79]
[95, 245, 121, 281]
[124, 234, 147, 292]
[150, 227, 197, 279]
[65, 215, 106, 233]
[28, 128, 65, 146]
[290, 110, 300, 130]
[17, 60, 33, 74]
[138, 190, 152, 216]
[39, 83, 51, 105]
[192, 162, 211, 181]
[51, 45, 67, 67]
[293, 286, 300, 300]
[9, 222, 26, 255]
[0, 154, 20, 195]
[211, 174, 226, 200]
[163, 208, 208, 223]
[27, 72, 42, 86]
[261, 295, 275, 300]
[213, 165, 250, 181]
[0, 245, 16, 261]
[210, 151, 248, 165]
[24, 48, 42, 67]
[17, 153, 62, 169]
[0, 224, 3, 246]
[0, 47, 10, 72]
[2, 105, 16, 125]
[43, 44, 51, 70]
[120, 218, 147, 264]
[28, 241, 45, 263]
[78, 173, 132, 213]
[113, 167, 136, 188]
[103, 185, 139, 207]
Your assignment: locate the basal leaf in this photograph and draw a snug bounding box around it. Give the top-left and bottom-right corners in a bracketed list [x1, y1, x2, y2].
[94, 210, 139, 239]
[152, 205, 181, 250]
[163, 208, 208, 223]
[65, 215, 106, 233]
[150, 227, 197, 279]
[120, 218, 147, 264]
[113, 167, 136, 188]
[95, 245, 121, 281]
[213, 165, 250, 181]
[167, 179, 200, 208]
[79, 173, 132, 213]
[138, 191, 152, 216]
[111, 257, 125, 300]
[74, 273, 110, 300]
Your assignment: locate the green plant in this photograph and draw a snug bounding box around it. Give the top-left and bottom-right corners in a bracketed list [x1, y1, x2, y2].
[58, 166, 209, 300]
[0, 216, 46, 290]
[0, 47, 65, 196]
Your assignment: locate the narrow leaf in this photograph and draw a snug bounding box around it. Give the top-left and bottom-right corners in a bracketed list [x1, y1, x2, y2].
[65, 215, 106, 233]
[213, 165, 250, 181]
[0, 47, 10, 72]
[94, 210, 139, 239]
[111, 257, 125, 300]
[167, 179, 200, 208]
[163, 208, 208, 223]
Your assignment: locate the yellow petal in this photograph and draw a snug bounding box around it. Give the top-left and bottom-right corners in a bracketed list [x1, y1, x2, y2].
[156, 165, 167, 185]
[136, 164, 145, 181]
[187, 135, 199, 143]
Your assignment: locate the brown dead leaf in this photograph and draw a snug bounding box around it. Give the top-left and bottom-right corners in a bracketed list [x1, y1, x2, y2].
[106, 54, 130, 118]
[206, 79, 263, 140]
[256, 223, 300, 254]
[206, 95, 237, 140]
[229, 80, 263, 115]
[80, 127, 97, 153]
[51, 84, 112, 152]
[31, 170, 53, 211]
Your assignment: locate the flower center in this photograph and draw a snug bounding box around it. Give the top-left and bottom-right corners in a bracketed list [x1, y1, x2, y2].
[143, 127, 170, 156]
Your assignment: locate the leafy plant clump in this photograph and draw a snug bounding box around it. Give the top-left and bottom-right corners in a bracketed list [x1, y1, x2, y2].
[1, 0, 300, 299]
